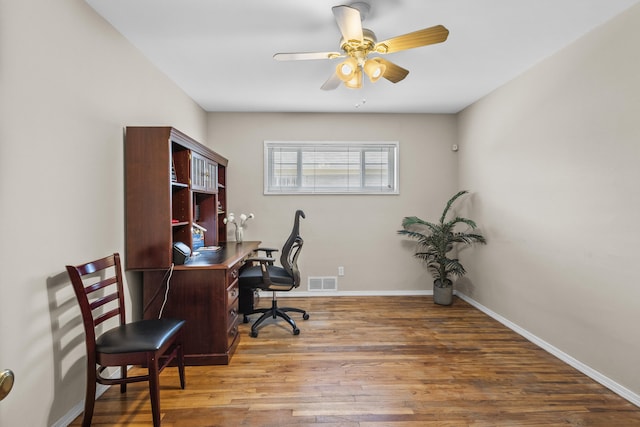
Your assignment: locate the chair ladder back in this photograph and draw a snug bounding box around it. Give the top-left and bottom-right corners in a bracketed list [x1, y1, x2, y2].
[87, 277, 124, 327]
[66, 253, 127, 336]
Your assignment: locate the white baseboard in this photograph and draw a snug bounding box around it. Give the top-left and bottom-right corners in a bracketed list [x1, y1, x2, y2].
[454, 291, 640, 408]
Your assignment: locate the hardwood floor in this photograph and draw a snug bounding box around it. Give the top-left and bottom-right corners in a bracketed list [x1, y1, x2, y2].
[69, 296, 640, 426]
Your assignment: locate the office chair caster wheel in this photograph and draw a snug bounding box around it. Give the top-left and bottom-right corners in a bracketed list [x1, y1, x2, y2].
[250, 330, 259, 338]
[293, 328, 300, 335]
[303, 313, 310, 320]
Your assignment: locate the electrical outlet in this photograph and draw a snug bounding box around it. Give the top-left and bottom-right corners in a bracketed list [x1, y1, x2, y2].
[338, 266, 344, 276]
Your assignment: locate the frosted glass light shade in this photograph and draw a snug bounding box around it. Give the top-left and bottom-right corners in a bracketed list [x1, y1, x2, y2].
[336, 57, 358, 82]
[344, 68, 363, 89]
[363, 58, 386, 83]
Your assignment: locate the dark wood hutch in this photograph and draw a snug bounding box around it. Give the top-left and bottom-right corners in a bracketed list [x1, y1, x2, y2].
[124, 127, 258, 365]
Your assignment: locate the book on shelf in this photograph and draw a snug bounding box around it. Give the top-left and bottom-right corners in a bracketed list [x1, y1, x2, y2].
[171, 159, 177, 182]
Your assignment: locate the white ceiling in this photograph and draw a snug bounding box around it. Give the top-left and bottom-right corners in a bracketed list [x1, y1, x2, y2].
[87, 0, 638, 114]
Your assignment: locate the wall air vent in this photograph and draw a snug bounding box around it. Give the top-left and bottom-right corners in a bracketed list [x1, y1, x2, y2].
[308, 276, 338, 291]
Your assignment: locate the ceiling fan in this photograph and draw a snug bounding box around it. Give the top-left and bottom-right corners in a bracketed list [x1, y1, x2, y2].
[273, 2, 449, 90]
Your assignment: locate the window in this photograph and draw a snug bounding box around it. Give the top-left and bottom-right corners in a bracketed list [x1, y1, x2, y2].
[264, 141, 399, 195]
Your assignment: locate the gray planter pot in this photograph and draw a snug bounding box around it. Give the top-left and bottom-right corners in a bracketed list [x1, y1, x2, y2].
[433, 279, 453, 305]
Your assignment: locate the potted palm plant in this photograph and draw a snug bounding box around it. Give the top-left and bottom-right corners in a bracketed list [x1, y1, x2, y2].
[398, 190, 486, 305]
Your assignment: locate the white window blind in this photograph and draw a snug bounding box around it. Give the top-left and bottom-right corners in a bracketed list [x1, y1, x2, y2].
[264, 141, 399, 195]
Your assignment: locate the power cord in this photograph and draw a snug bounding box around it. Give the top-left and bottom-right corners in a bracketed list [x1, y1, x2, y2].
[142, 263, 175, 317]
[158, 263, 175, 318]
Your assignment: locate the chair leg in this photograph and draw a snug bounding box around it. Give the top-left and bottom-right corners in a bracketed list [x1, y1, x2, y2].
[120, 364, 127, 393]
[281, 306, 309, 319]
[244, 294, 275, 334]
[274, 309, 299, 334]
[250, 310, 275, 337]
[147, 354, 161, 427]
[249, 296, 282, 336]
[82, 359, 97, 427]
[243, 307, 270, 323]
[177, 343, 186, 390]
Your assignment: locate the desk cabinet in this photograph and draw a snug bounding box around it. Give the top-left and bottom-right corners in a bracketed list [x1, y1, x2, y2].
[141, 242, 259, 365]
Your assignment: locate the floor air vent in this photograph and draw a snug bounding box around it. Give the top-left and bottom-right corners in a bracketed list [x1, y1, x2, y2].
[308, 276, 338, 291]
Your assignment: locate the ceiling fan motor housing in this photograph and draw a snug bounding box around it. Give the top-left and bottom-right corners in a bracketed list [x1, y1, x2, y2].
[340, 28, 377, 64]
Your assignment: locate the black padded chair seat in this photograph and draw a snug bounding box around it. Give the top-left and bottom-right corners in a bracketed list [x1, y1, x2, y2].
[240, 265, 294, 289]
[96, 319, 186, 354]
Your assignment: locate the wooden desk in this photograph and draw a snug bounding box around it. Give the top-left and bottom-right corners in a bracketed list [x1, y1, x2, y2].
[142, 241, 260, 365]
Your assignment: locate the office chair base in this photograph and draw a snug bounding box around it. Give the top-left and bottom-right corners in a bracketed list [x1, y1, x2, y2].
[243, 299, 309, 338]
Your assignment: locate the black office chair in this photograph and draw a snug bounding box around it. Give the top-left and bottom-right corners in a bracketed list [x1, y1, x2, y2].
[66, 253, 186, 427]
[239, 209, 309, 337]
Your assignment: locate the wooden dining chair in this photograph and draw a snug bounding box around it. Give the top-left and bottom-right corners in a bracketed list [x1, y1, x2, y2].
[66, 253, 185, 427]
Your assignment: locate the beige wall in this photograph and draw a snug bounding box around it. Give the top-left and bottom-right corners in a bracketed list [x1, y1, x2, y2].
[2, 0, 639, 425]
[0, 1, 207, 426]
[457, 3, 640, 398]
[206, 113, 458, 293]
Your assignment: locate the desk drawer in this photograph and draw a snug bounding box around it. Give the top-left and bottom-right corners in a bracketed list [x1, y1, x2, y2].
[227, 297, 239, 328]
[227, 262, 241, 284]
[227, 314, 239, 348]
[227, 280, 239, 306]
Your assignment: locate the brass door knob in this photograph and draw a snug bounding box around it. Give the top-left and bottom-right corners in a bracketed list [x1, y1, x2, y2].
[0, 369, 14, 401]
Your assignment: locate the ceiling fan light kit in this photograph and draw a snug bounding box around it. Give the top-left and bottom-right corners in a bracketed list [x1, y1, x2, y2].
[336, 57, 358, 81]
[273, 2, 449, 91]
[363, 58, 386, 82]
[344, 68, 363, 89]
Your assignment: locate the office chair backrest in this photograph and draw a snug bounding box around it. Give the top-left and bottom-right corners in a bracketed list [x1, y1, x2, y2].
[280, 210, 305, 287]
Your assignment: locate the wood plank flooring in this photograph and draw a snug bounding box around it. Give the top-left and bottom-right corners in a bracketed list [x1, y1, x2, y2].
[69, 296, 640, 426]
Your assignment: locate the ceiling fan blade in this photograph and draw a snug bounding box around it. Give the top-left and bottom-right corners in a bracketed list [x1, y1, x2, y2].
[375, 25, 449, 54]
[274, 52, 344, 61]
[321, 72, 342, 91]
[376, 58, 409, 83]
[332, 5, 363, 43]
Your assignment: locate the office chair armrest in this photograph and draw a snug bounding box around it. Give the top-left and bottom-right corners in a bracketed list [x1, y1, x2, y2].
[245, 256, 275, 264]
[255, 247, 279, 258]
[256, 247, 278, 252]
[253, 247, 279, 265]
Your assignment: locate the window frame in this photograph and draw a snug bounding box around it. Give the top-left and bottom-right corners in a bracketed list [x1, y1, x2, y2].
[264, 141, 399, 195]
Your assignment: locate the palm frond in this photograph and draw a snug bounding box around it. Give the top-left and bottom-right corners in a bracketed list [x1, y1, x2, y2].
[439, 190, 468, 224]
[400, 216, 439, 233]
[450, 232, 486, 245]
[443, 258, 466, 277]
[445, 216, 477, 229]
